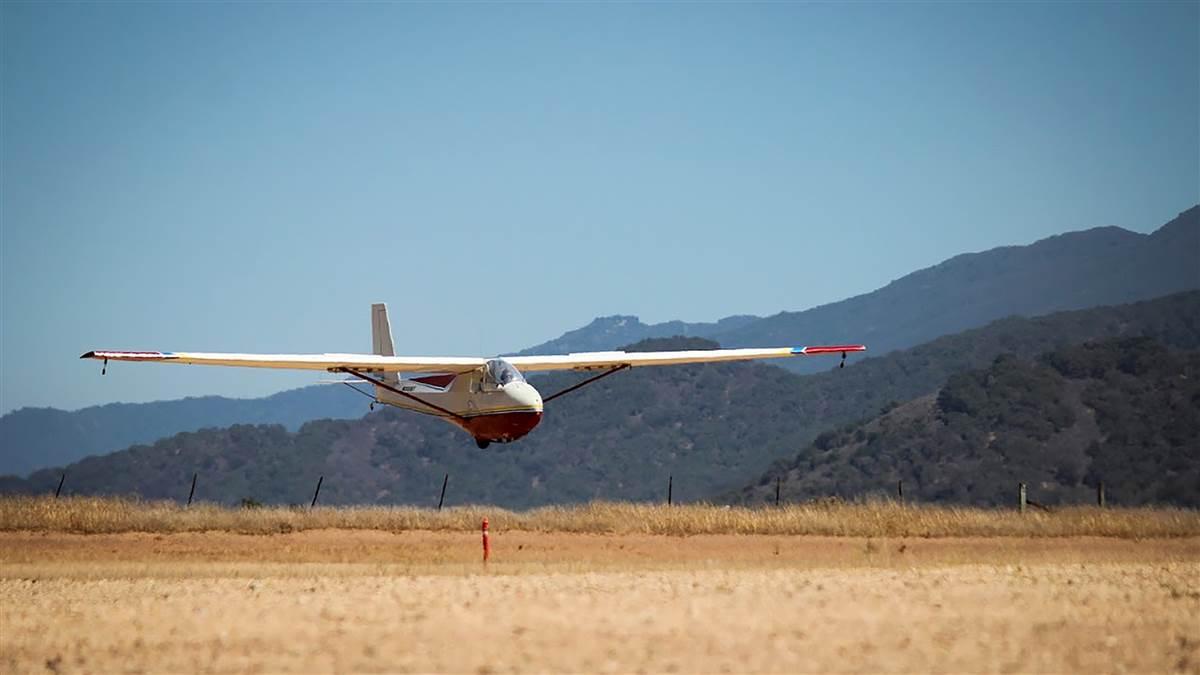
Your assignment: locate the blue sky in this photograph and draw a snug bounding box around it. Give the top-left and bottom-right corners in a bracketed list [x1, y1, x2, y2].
[2, 1, 1197, 413]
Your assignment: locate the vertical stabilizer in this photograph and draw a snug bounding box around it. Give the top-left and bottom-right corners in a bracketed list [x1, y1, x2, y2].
[371, 303, 399, 385]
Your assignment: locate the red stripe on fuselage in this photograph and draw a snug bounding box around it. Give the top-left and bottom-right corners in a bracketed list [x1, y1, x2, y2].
[411, 373, 457, 388]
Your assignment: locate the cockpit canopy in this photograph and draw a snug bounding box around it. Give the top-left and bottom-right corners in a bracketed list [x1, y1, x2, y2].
[485, 359, 525, 387]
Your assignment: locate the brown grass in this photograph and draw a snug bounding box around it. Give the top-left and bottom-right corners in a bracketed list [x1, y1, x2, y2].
[1, 495, 1197, 538]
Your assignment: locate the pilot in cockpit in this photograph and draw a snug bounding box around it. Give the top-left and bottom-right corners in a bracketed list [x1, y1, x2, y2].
[484, 359, 525, 388]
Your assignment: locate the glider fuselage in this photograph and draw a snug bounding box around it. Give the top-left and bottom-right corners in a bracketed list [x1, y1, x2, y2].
[375, 359, 543, 447]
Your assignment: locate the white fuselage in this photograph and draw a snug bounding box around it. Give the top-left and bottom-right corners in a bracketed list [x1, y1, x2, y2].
[375, 359, 543, 445]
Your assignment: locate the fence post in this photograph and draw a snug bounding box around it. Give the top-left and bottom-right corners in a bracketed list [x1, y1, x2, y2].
[438, 473, 449, 511]
[667, 475, 673, 506]
[1097, 481, 1105, 508]
[897, 479, 904, 502]
[1018, 482, 1027, 513]
[54, 473, 66, 499]
[311, 475, 324, 508]
[775, 476, 781, 507]
[187, 472, 197, 507]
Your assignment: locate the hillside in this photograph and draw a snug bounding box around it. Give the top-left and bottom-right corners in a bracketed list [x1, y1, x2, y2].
[4, 292, 1198, 507]
[525, 206, 1199, 373]
[712, 205, 1200, 374]
[733, 337, 1200, 507]
[3, 207, 1194, 477]
[0, 386, 366, 477]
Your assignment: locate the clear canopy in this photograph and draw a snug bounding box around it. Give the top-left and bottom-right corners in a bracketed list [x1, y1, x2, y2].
[485, 359, 525, 386]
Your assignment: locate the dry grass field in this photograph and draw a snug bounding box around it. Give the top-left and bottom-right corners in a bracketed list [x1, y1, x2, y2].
[2, 498, 1198, 673]
[3, 495, 1198, 538]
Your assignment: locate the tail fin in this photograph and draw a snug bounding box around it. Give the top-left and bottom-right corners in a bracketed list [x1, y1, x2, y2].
[371, 303, 399, 386]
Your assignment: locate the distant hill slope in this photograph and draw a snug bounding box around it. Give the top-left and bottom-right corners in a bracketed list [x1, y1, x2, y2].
[524, 206, 1200, 371]
[0, 386, 366, 477]
[4, 292, 1198, 507]
[711, 204, 1200, 373]
[732, 337, 1200, 508]
[515, 314, 760, 356]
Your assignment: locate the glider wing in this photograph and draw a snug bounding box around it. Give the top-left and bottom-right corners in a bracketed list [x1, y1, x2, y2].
[80, 350, 487, 373]
[506, 345, 866, 372]
[81, 345, 865, 374]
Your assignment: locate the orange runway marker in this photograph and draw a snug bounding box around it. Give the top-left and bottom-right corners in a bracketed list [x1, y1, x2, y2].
[482, 517, 491, 563]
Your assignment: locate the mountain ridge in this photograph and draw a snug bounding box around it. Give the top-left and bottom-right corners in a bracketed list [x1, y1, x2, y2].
[523, 207, 1196, 367]
[0, 385, 367, 477]
[515, 314, 761, 356]
[708, 206, 1199, 372]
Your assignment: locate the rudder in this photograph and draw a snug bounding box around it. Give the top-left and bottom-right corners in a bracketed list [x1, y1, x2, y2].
[371, 303, 399, 386]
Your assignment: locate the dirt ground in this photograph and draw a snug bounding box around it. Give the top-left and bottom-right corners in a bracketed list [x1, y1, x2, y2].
[2, 531, 1198, 673]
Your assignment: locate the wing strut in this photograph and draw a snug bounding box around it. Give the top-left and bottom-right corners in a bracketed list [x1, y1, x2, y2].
[338, 367, 468, 422]
[542, 364, 630, 404]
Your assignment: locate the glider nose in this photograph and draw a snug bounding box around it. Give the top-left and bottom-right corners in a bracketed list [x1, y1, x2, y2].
[466, 381, 544, 445]
[506, 381, 543, 412]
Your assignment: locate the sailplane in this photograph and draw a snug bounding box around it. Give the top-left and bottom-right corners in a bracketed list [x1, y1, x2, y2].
[82, 304, 866, 448]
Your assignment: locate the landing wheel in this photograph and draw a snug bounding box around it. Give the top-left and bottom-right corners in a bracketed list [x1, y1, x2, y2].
[475, 438, 491, 449]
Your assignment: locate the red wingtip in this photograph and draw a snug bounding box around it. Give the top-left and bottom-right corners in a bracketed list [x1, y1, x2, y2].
[799, 345, 866, 355]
